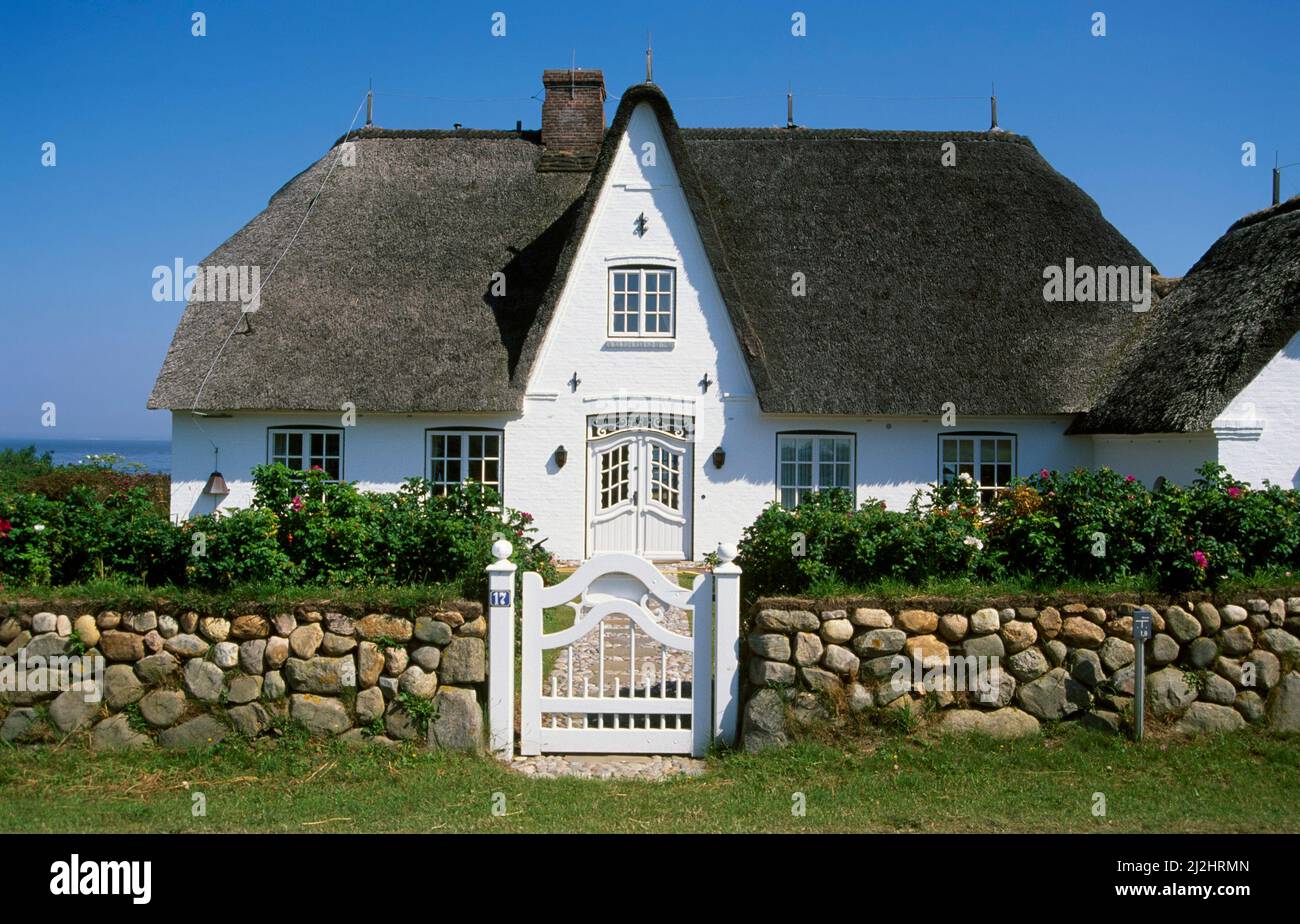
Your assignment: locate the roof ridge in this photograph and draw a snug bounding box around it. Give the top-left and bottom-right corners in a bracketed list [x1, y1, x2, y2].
[679, 127, 1032, 143]
[335, 126, 542, 145]
[1227, 193, 1300, 233]
[334, 125, 1029, 145]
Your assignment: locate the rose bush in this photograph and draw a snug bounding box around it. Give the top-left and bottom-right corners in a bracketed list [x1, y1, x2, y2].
[737, 462, 1300, 597]
[0, 463, 555, 595]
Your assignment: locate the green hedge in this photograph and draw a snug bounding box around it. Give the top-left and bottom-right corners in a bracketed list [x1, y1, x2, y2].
[736, 462, 1300, 598]
[0, 463, 555, 598]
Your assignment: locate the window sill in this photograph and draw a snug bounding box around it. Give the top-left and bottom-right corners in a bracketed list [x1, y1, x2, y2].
[602, 339, 675, 351]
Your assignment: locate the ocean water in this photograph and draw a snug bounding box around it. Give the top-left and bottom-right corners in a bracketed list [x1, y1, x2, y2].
[0, 438, 170, 474]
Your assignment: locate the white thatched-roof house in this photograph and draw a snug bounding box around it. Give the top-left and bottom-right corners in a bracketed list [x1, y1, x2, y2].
[150, 68, 1300, 561]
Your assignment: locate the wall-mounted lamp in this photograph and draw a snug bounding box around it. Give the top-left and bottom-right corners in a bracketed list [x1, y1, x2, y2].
[554, 445, 568, 469]
[712, 446, 726, 469]
[203, 447, 229, 496]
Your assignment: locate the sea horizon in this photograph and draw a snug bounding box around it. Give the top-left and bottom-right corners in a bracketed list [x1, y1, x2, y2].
[0, 436, 171, 474]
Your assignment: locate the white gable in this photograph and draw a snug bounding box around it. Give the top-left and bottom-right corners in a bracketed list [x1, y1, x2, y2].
[1213, 330, 1300, 488]
[526, 102, 754, 400]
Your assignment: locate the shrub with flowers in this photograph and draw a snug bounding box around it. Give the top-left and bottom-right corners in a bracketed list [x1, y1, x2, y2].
[0, 462, 554, 596]
[0, 485, 187, 587]
[896, 473, 989, 581]
[737, 461, 1300, 598]
[737, 477, 995, 594]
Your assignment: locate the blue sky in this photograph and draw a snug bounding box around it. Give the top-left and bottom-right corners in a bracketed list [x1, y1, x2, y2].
[1, 0, 1297, 439]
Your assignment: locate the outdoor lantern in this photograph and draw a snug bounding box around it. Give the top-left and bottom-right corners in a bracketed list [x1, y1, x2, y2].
[712, 446, 726, 469]
[554, 445, 568, 469]
[203, 447, 229, 496]
[203, 471, 229, 496]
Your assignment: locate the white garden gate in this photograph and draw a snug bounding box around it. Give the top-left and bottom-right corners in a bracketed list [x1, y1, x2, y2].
[486, 541, 741, 760]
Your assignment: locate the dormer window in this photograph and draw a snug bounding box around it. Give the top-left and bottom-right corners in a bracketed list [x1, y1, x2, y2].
[609, 267, 675, 338]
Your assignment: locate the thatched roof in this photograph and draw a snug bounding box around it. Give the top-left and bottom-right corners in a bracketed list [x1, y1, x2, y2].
[150, 84, 1156, 417]
[1072, 195, 1300, 434]
[148, 127, 588, 413]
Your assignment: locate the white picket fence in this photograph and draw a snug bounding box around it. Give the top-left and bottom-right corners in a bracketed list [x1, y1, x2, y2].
[486, 541, 741, 759]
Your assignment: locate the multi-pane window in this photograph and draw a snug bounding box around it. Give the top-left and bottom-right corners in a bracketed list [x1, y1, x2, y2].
[649, 444, 681, 511]
[777, 434, 853, 508]
[610, 267, 675, 337]
[599, 444, 631, 510]
[428, 430, 502, 496]
[269, 429, 342, 481]
[940, 435, 1015, 503]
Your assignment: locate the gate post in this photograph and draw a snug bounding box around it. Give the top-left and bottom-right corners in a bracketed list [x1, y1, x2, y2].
[486, 539, 517, 760]
[713, 542, 742, 746]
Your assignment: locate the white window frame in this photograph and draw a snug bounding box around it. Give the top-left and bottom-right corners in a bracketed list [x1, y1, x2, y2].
[776, 433, 855, 508]
[426, 429, 504, 497]
[648, 441, 682, 511]
[597, 443, 631, 511]
[939, 433, 1016, 503]
[608, 266, 676, 339]
[267, 427, 344, 482]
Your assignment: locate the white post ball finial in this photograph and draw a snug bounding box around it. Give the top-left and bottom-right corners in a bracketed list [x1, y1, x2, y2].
[491, 539, 514, 561]
[716, 542, 737, 563]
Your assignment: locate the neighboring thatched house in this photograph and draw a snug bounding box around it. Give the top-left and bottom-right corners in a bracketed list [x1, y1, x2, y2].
[149, 68, 1300, 561]
[1072, 195, 1300, 475]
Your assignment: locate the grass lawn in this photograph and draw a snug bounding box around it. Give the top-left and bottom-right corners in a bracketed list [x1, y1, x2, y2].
[2, 724, 1297, 833]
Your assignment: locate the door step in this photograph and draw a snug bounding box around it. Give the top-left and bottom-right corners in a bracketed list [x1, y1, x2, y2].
[510, 753, 707, 781]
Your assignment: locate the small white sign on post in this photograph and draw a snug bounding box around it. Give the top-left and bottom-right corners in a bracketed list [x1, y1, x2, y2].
[486, 540, 517, 760]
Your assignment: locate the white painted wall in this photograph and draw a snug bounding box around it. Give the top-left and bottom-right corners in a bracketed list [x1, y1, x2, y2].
[169, 411, 513, 520]
[172, 405, 1112, 561]
[510, 101, 756, 560]
[1213, 331, 1300, 489]
[1090, 433, 1218, 487]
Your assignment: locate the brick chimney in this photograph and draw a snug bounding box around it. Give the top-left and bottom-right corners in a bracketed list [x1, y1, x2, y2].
[539, 68, 606, 172]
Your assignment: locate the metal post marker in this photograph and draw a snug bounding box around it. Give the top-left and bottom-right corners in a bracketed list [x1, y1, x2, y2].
[1132, 607, 1153, 741]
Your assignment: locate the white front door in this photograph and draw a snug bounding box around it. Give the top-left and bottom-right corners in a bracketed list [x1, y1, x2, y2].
[588, 431, 692, 560]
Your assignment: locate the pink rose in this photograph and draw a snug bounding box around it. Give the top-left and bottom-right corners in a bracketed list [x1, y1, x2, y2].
[1192, 550, 1208, 569]
[1227, 486, 1242, 499]
[291, 495, 304, 512]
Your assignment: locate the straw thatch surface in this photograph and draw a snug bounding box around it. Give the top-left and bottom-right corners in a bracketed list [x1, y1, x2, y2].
[1073, 196, 1300, 433]
[152, 84, 1160, 418]
[149, 127, 587, 412]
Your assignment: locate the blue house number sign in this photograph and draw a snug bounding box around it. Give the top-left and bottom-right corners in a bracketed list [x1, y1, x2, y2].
[490, 590, 512, 608]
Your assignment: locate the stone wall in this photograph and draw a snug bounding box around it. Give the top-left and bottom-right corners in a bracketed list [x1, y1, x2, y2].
[0, 601, 487, 751]
[741, 596, 1300, 751]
